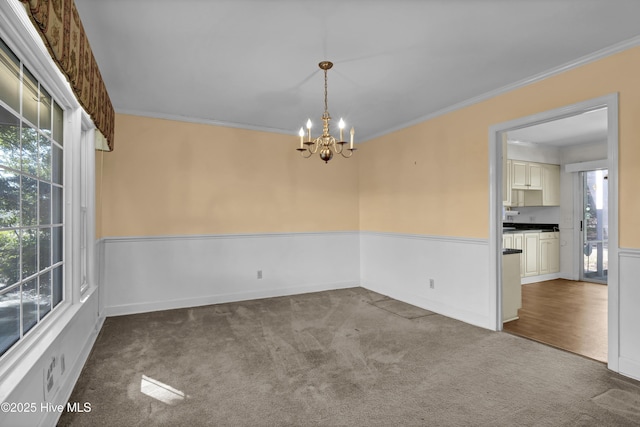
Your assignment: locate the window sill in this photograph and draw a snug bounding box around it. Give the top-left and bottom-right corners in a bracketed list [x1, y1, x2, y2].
[0, 287, 99, 403]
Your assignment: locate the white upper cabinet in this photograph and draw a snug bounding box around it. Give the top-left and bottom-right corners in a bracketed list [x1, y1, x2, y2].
[505, 160, 560, 207]
[511, 160, 542, 190]
[504, 159, 512, 206]
[541, 163, 560, 206]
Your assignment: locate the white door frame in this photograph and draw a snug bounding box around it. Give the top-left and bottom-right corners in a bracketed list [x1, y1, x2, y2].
[488, 93, 619, 372]
[577, 169, 609, 284]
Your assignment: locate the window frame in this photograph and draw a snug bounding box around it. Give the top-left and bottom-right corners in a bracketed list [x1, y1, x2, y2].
[0, 0, 98, 388]
[0, 42, 66, 354]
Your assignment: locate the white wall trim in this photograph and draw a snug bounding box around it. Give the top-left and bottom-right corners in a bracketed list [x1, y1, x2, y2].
[102, 230, 359, 243]
[360, 231, 487, 246]
[0, 302, 75, 402]
[489, 93, 620, 371]
[606, 96, 620, 372]
[619, 248, 640, 257]
[618, 358, 640, 382]
[106, 281, 358, 317]
[364, 36, 640, 143]
[618, 249, 640, 381]
[0, 6, 105, 426]
[360, 231, 493, 330]
[42, 313, 105, 427]
[116, 108, 293, 136]
[565, 159, 608, 173]
[363, 282, 492, 331]
[521, 273, 562, 285]
[117, 36, 640, 144]
[103, 231, 360, 317]
[0, 290, 104, 427]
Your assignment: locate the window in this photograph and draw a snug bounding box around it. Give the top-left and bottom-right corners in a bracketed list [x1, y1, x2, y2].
[0, 38, 65, 357]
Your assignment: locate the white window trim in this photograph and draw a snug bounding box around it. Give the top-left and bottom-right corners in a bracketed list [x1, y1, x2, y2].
[79, 121, 97, 299]
[0, 0, 98, 397]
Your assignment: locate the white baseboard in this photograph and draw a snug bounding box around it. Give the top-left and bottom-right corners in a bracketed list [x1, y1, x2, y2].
[103, 232, 360, 316]
[521, 272, 562, 284]
[619, 357, 640, 382]
[106, 281, 358, 317]
[360, 231, 493, 330]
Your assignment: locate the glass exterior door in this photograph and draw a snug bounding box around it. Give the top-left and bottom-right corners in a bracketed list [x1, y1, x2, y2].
[581, 170, 608, 283]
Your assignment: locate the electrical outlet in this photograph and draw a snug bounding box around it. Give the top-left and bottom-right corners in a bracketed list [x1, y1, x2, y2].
[257, 270, 262, 279]
[429, 278, 435, 289]
[44, 355, 60, 401]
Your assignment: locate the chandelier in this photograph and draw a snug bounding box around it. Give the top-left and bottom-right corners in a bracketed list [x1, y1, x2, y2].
[296, 61, 356, 163]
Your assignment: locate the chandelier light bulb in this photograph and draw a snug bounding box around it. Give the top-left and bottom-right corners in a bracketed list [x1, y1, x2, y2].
[306, 119, 312, 129]
[339, 118, 345, 141]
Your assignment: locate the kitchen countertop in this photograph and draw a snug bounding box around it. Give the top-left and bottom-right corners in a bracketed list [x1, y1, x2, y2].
[502, 223, 558, 234]
[503, 228, 553, 234]
[502, 249, 523, 255]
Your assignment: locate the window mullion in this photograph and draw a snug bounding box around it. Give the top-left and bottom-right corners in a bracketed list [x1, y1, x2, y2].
[0, 33, 67, 358]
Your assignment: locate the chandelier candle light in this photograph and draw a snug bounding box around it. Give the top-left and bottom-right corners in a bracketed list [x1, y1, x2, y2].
[296, 61, 356, 163]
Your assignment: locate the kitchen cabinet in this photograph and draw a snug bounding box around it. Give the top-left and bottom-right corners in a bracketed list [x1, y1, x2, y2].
[513, 233, 524, 276]
[502, 232, 525, 278]
[509, 189, 535, 208]
[502, 252, 521, 322]
[504, 230, 559, 279]
[502, 135, 509, 206]
[539, 232, 560, 274]
[503, 233, 513, 249]
[503, 159, 512, 206]
[505, 160, 559, 207]
[542, 164, 560, 206]
[523, 233, 540, 277]
[512, 160, 542, 190]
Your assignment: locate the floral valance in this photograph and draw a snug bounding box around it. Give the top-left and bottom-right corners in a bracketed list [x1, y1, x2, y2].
[20, 0, 115, 150]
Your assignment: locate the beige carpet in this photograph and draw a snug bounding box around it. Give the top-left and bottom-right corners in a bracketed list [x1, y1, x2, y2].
[59, 288, 640, 426]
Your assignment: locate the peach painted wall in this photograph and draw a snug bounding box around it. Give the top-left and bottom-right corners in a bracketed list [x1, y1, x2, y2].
[359, 45, 640, 247]
[99, 114, 359, 237]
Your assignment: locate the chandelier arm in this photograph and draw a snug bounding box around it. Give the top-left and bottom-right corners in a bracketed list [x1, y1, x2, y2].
[340, 147, 356, 158]
[333, 139, 343, 154]
[308, 139, 320, 154]
[301, 149, 313, 158]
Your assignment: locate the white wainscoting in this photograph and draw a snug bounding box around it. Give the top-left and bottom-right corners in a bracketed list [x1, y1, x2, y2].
[360, 231, 493, 330]
[103, 231, 360, 316]
[618, 248, 640, 381]
[0, 291, 103, 427]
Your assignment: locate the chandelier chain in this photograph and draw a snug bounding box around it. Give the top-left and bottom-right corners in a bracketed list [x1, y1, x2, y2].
[324, 68, 328, 113]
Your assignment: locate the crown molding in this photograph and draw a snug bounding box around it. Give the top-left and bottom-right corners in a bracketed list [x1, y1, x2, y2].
[116, 109, 293, 136]
[361, 34, 640, 143]
[115, 34, 640, 143]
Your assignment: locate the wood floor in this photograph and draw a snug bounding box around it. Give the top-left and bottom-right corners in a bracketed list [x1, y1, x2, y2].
[503, 279, 607, 363]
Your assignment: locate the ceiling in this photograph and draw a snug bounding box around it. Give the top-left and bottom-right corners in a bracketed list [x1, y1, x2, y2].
[73, 0, 640, 142]
[507, 107, 608, 147]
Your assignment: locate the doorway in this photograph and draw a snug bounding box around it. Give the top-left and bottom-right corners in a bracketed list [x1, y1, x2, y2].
[489, 94, 619, 371]
[581, 169, 609, 284]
